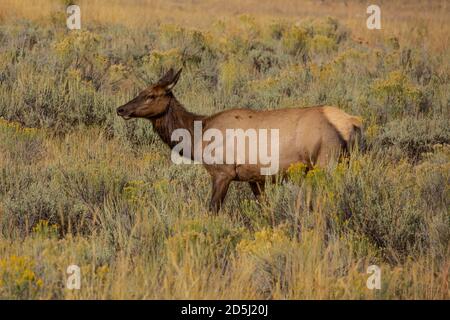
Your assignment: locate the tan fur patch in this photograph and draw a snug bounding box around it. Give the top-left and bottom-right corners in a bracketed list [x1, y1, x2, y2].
[322, 106, 362, 142]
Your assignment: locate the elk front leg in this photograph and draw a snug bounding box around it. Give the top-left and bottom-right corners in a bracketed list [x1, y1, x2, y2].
[209, 174, 232, 213]
[249, 181, 265, 200]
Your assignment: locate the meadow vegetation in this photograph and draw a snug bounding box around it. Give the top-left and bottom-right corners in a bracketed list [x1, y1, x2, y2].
[0, 0, 448, 299]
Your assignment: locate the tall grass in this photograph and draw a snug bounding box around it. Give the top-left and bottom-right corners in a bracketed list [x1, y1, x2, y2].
[0, 0, 448, 299]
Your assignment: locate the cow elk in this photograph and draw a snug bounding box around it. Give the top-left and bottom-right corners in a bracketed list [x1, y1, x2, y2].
[117, 68, 363, 212]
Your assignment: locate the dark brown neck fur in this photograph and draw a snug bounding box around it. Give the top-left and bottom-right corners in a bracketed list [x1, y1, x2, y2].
[149, 94, 205, 155]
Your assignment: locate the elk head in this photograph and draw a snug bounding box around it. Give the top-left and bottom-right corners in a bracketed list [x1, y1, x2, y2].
[116, 68, 182, 120]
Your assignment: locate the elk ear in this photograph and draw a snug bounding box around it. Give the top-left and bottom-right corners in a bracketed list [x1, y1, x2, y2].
[159, 68, 182, 92]
[157, 68, 175, 85]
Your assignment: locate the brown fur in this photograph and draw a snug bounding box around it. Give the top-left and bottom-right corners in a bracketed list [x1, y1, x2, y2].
[117, 69, 363, 212]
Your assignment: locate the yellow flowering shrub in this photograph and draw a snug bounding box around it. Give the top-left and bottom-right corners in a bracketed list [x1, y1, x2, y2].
[309, 34, 337, 55]
[95, 265, 110, 281]
[53, 30, 100, 59]
[32, 220, 59, 239]
[159, 24, 185, 45]
[0, 255, 43, 299]
[265, 21, 288, 41]
[248, 76, 278, 92]
[141, 152, 162, 164]
[0, 118, 42, 164]
[371, 71, 423, 117]
[365, 123, 381, 142]
[237, 227, 291, 256]
[305, 166, 326, 186]
[286, 162, 308, 184]
[108, 64, 128, 84]
[0, 118, 39, 137]
[123, 180, 147, 204]
[166, 217, 245, 267]
[143, 48, 182, 75]
[281, 25, 307, 55]
[219, 58, 242, 94]
[152, 178, 169, 196]
[67, 67, 82, 82]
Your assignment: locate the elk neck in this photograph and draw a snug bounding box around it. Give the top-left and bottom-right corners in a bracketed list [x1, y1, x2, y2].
[149, 93, 205, 153]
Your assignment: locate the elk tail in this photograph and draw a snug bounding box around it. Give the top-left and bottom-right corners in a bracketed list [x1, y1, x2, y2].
[348, 116, 365, 153]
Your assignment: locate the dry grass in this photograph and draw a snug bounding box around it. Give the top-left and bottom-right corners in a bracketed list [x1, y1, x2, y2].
[0, 0, 448, 299]
[2, 0, 449, 49]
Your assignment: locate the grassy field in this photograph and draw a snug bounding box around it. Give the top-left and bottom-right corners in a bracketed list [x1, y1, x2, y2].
[0, 0, 448, 299]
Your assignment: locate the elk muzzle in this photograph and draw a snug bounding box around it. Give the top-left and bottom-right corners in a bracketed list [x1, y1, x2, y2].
[116, 104, 134, 120]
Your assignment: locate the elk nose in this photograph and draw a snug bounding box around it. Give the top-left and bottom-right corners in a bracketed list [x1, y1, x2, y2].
[117, 107, 125, 115]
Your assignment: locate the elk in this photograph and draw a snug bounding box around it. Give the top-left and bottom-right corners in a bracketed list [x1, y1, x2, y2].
[117, 68, 363, 212]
